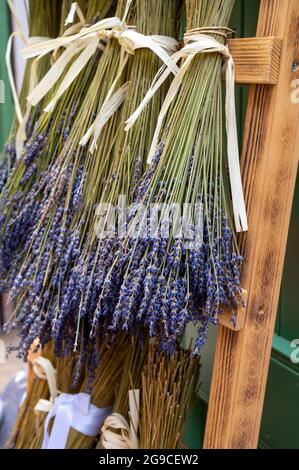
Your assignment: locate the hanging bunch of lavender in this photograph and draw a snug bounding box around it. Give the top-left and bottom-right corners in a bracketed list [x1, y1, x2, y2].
[87, 0, 244, 356]
[0, 0, 132, 351]
[1, 0, 181, 361]
[0, 0, 62, 204]
[0, 0, 117, 291]
[58, 0, 181, 351]
[0, 0, 63, 287]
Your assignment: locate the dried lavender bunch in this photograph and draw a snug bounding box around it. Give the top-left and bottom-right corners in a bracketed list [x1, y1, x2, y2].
[84, 0, 243, 356]
[139, 344, 200, 449]
[1, 0, 135, 358]
[0, 0, 116, 291]
[0, 0, 63, 288]
[98, 342, 200, 450]
[1, 0, 181, 366]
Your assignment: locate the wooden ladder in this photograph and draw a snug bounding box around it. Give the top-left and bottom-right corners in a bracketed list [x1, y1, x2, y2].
[204, 0, 299, 449]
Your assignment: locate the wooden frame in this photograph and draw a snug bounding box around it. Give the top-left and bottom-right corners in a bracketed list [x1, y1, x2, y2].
[204, 0, 299, 449]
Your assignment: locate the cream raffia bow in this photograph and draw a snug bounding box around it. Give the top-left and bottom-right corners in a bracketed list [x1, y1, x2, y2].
[6, 0, 29, 157]
[33, 356, 58, 415]
[101, 389, 140, 449]
[18, 1, 178, 153]
[125, 29, 248, 233]
[5, 1, 87, 158]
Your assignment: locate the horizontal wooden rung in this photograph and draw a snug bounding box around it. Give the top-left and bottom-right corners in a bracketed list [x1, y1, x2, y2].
[218, 289, 247, 331]
[227, 36, 282, 85]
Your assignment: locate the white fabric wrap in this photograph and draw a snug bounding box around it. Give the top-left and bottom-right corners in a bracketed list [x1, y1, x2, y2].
[41, 392, 112, 449]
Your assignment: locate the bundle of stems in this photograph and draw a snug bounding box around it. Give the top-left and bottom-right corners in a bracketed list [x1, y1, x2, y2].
[96, 341, 200, 449]
[18, 0, 63, 115]
[85, 0, 242, 356]
[14, 335, 132, 449]
[6, 341, 55, 449]
[139, 344, 200, 449]
[0, 0, 116, 296]
[96, 338, 149, 449]
[28, 347, 85, 449]
[0, 0, 62, 219]
[112, 338, 148, 417]
[3, 0, 65, 443]
[0, 0, 181, 369]
[62, 334, 132, 449]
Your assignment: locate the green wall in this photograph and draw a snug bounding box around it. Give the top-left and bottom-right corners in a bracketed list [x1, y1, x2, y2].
[0, 1, 14, 151]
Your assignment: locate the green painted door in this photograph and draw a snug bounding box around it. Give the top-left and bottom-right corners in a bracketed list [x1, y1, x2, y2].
[185, 0, 299, 449]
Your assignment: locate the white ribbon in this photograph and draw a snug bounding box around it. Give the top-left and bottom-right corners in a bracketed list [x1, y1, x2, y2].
[41, 392, 112, 449]
[101, 389, 140, 449]
[21, 17, 122, 107]
[125, 31, 248, 233]
[129, 388, 139, 449]
[81, 29, 178, 152]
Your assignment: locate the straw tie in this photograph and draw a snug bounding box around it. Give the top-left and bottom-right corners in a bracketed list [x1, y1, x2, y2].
[33, 356, 58, 414]
[125, 27, 248, 233]
[101, 389, 140, 449]
[15, 1, 178, 153]
[6, 0, 29, 157]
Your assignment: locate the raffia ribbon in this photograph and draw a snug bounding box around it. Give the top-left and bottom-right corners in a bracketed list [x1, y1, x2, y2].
[64, 2, 86, 26]
[125, 29, 248, 233]
[101, 389, 140, 449]
[18, 1, 178, 153]
[6, 1, 86, 158]
[79, 81, 130, 153]
[6, 0, 28, 157]
[33, 356, 58, 414]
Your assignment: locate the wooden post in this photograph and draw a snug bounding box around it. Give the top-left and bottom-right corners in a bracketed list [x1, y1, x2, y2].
[228, 37, 282, 84]
[204, 0, 299, 449]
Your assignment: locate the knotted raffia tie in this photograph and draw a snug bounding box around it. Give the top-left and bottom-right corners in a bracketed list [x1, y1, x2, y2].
[100, 389, 140, 449]
[33, 356, 58, 415]
[9, 1, 178, 154]
[5, 0, 87, 158]
[125, 27, 248, 233]
[6, 0, 30, 157]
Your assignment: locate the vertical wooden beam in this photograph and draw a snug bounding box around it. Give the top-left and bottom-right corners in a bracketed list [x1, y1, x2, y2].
[204, 0, 299, 449]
